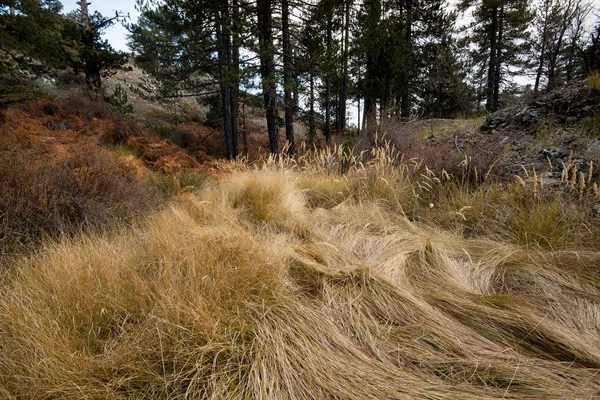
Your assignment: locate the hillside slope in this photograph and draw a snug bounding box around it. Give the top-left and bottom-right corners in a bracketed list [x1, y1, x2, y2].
[381, 85, 600, 183]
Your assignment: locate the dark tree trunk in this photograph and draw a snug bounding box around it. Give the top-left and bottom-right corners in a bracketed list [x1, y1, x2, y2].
[357, 97, 361, 136]
[338, 0, 351, 135]
[308, 74, 317, 146]
[242, 102, 249, 157]
[80, 0, 101, 96]
[486, 6, 498, 112]
[231, 0, 240, 158]
[493, 6, 504, 112]
[362, 100, 367, 132]
[258, 0, 280, 155]
[292, 47, 299, 119]
[364, 0, 381, 141]
[365, 97, 377, 141]
[324, 17, 332, 146]
[566, 37, 577, 83]
[217, 7, 234, 159]
[382, 75, 390, 122]
[400, 0, 413, 118]
[567, 15, 585, 83]
[282, 0, 295, 155]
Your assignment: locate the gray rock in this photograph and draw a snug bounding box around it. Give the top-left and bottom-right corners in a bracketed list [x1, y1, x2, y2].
[482, 86, 600, 133]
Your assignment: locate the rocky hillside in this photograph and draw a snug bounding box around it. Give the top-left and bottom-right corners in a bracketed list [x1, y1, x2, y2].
[383, 84, 600, 186]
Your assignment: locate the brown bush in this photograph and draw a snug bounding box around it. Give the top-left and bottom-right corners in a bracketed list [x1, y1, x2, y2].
[100, 112, 143, 145]
[58, 92, 107, 120]
[408, 141, 499, 185]
[0, 146, 162, 258]
[56, 67, 86, 87]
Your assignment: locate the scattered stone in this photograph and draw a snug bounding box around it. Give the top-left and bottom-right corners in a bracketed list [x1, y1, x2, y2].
[482, 86, 600, 133]
[539, 148, 566, 162]
[46, 119, 71, 131]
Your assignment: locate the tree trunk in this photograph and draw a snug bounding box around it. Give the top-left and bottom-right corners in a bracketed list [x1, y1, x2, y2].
[308, 74, 317, 146]
[566, 33, 579, 83]
[79, 0, 102, 96]
[486, 6, 498, 112]
[324, 17, 332, 146]
[356, 98, 361, 136]
[282, 0, 295, 155]
[365, 97, 377, 142]
[80, 0, 89, 28]
[534, 5, 550, 94]
[257, 0, 280, 155]
[9, 6, 14, 16]
[364, 0, 381, 141]
[242, 101, 249, 158]
[292, 47, 299, 119]
[338, 0, 351, 135]
[493, 5, 504, 112]
[217, 7, 234, 159]
[400, 0, 413, 118]
[231, 0, 240, 158]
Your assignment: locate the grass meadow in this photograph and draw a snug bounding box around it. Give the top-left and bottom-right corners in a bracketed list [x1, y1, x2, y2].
[1, 143, 600, 399]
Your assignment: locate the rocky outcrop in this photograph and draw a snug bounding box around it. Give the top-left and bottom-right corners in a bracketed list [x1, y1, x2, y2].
[482, 86, 600, 133]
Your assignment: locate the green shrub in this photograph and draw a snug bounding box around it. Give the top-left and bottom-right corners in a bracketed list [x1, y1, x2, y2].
[106, 83, 133, 115]
[0, 84, 43, 108]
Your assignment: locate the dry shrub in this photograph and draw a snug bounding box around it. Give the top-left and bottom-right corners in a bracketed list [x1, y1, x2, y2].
[220, 170, 307, 229]
[405, 141, 498, 185]
[58, 91, 107, 120]
[57, 67, 86, 87]
[0, 146, 161, 258]
[15, 93, 106, 122]
[296, 173, 351, 208]
[377, 117, 495, 184]
[100, 112, 143, 145]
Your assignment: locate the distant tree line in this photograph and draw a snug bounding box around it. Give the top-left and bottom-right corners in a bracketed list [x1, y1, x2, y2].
[2, 0, 600, 157]
[128, 0, 600, 157]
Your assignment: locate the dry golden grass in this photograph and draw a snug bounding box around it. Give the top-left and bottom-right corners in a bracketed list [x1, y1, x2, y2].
[1, 145, 600, 399]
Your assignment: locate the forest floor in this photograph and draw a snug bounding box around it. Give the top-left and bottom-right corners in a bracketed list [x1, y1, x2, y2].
[1, 80, 600, 398]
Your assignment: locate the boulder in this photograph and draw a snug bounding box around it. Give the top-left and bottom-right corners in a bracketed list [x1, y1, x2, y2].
[482, 86, 600, 133]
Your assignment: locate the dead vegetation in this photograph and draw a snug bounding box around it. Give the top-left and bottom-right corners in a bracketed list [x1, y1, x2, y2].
[0, 144, 161, 258]
[1, 144, 600, 399]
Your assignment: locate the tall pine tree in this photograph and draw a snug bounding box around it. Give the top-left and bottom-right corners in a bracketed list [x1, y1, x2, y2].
[459, 0, 533, 112]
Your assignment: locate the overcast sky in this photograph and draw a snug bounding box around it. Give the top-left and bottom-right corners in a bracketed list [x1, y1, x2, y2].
[60, 0, 139, 52]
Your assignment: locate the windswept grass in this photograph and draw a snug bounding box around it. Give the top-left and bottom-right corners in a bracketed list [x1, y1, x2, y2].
[1, 144, 600, 399]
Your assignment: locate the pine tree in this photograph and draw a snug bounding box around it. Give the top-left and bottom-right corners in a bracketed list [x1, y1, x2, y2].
[533, 0, 592, 92]
[459, 0, 533, 112]
[353, 0, 459, 132]
[297, 2, 324, 146]
[355, 0, 383, 137]
[75, 1, 126, 96]
[418, 34, 475, 118]
[257, 0, 280, 155]
[281, 0, 295, 154]
[0, 0, 67, 72]
[130, 0, 243, 159]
